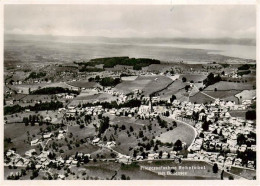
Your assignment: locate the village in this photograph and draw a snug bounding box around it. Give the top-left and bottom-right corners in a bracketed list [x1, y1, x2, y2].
[4, 59, 256, 180]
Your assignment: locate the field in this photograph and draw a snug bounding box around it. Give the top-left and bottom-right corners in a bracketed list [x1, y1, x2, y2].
[229, 110, 247, 118]
[235, 90, 256, 101]
[155, 120, 195, 147]
[179, 74, 207, 82]
[204, 81, 254, 91]
[114, 75, 172, 96]
[189, 92, 215, 104]
[203, 90, 241, 99]
[4, 123, 48, 156]
[201, 90, 240, 104]
[66, 81, 98, 89]
[121, 76, 138, 81]
[229, 167, 256, 180]
[9, 82, 75, 94]
[159, 79, 188, 100]
[5, 110, 63, 124]
[107, 116, 150, 155]
[73, 92, 117, 104]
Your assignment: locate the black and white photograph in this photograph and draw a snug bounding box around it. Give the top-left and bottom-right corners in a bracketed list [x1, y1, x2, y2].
[2, 0, 258, 184]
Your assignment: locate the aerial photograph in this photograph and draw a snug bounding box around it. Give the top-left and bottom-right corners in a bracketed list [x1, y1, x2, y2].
[3, 4, 256, 181]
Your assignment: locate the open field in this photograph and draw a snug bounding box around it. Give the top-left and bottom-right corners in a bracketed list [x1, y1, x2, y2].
[235, 90, 256, 101]
[203, 90, 241, 99]
[179, 74, 207, 82]
[115, 75, 172, 96]
[5, 110, 63, 124]
[4, 123, 48, 156]
[204, 81, 254, 91]
[159, 80, 188, 100]
[155, 120, 195, 147]
[66, 81, 98, 89]
[74, 92, 117, 104]
[9, 82, 75, 94]
[121, 76, 138, 81]
[229, 110, 247, 118]
[230, 167, 256, 180]
[189, 92, 215, 104]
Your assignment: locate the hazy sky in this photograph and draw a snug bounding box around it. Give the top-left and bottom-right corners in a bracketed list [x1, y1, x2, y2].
[4, 5, 256, 38]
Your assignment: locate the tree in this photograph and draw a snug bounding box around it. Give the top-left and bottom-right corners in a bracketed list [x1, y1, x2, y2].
[203, 73, 222, 87]
[170, 95, 176, 103]
[139, 131, 144, 138]
[182, 77, 187, 82]
[245, 110, 256, 120]
[237, 134, 246, 146]
[185, 85, 190, 92]
[121, 174, 126, 180]
[212, 163, 218, 173]
[98, 117, 110, 137]
[202, 121, 209, 131]
[221, 170, 224, 180]
[121, 125, 126, 130]
[174, 139, 182, 151]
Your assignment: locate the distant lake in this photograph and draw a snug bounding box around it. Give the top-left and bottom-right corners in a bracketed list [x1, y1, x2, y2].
[138, 43, 256, 60]
[5, 35, 256, 64]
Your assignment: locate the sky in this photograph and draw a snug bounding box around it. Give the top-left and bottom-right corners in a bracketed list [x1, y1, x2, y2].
[4, 4, 256, 39]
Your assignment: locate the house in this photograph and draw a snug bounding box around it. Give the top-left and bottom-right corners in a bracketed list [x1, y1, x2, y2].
[25, 149, 36, 157]
[250, 145, 256, 152]
[169, 151, 177, 159]
[225, 157, 234, 166]
[58, 174, 65, 180]
[6, 150, 15, 157]
[147, 153, 159, 160]
[238, 144, 247, 152]
[233, 158, 242, 166]
[247, 161, 255, 169]
[117, 154, 132, 164]
[92, 138, 100, 144]
[217, 155, 225, 164]
[106, 141, 116, 148]
[136, 155, 143, 160]
[57, 133, 65, 140]
[187, 153, 199, 160]
[72, 160, 78, 165]
[31, 139, 40, 146]
[43, 133, 53, 139]
[161, 152, 168, 159]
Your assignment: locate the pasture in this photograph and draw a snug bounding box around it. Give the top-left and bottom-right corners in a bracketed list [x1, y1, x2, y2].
[155, 120, 195, 147]
[67, 81, 98, 89]
[114, 75, 172, 96]
[189, 92, 215, 104]
[10, 82, 75, 94]
[74, 92, 117, 103]
[205, 81, 254, 91]
[235, 90, 256, 101]
[4, 123, 48, 156]
[179, 74, 207, 83]
[159, 80, 188, 100]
